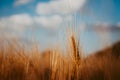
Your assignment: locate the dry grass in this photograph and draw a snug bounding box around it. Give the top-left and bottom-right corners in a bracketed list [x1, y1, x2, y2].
[0, 35, 120, 80]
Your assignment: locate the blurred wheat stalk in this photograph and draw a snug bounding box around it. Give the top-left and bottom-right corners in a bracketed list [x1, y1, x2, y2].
[0, 33, 120, 80]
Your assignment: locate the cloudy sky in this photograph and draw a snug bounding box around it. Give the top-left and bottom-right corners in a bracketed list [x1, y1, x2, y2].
[0, 0, 120, 54]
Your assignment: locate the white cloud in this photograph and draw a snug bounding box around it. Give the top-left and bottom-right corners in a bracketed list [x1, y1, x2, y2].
[14, 0, 33, 6]
[0, 14, 33, 38]
[0, 14, 34, 38]
[36, 0, 86, 15]
[34, 15, 63, 29]
[0, 14, 33, 31]
[0, 13, 73, 33]
[0, 13, 78, 39]
[34, 14, 75, 29]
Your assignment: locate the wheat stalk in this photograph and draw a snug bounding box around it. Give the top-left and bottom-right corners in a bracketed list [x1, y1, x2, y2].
[71, 35, 81, 66]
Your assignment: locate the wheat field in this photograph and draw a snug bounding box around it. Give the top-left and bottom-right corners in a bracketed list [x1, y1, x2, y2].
[0, 34, 120, 80]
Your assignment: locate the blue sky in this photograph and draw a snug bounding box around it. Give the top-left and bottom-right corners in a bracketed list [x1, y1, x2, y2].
[85, 0, 120, 24]
[0, 0, 120, 24]
[0, 0, 120, 54]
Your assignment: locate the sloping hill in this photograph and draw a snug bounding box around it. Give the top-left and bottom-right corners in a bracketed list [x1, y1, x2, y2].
[90, 41, 120, 58]
[81, 41, 120, 80]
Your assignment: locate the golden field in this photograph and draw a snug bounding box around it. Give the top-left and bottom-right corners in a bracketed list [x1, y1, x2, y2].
[0, 35, 120, 80]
